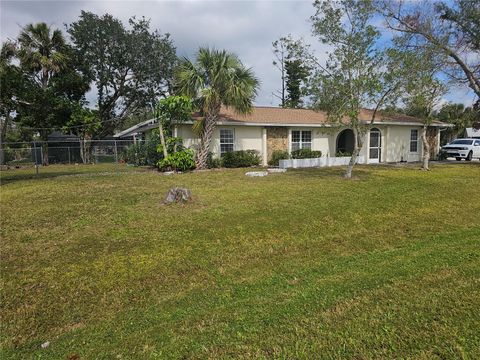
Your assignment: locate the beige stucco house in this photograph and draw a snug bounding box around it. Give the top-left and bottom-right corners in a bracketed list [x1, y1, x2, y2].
[115, 106, 450, 166]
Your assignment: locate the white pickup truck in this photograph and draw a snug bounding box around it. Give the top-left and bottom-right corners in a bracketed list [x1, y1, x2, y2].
[442, 138, 480, 161]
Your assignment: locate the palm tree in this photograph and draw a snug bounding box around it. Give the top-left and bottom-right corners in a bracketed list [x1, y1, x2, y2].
[0, 41, 19, 165]
[17, 23, 68, 165]
[17, 23, 67, 89]
[175, 48, 259, 169]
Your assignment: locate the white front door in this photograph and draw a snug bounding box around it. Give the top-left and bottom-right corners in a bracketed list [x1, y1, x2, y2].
[369, 129, 381, 163]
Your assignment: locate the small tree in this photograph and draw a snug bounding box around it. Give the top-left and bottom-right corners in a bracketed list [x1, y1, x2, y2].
[154, 95, 193, 158]
[64, 105, 101, 164]
[285, 59, 310, 108]
[388, 27, 446, 170]
[310, 0, 401, 178]
[272, 35, 312, 108]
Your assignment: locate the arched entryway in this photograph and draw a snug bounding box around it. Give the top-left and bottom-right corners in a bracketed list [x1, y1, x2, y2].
[369, 128, 381, 163]
[336, 129, 354, 156]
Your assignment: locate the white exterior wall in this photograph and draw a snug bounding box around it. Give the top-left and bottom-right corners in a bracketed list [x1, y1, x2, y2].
[176, 124, 263, 159]
[312, 129, 331, 156]
[176, 124, 200, 149]
[385, 125, 422, 162]
[212, 126, 263, 156]
[176, 123, 425, 164]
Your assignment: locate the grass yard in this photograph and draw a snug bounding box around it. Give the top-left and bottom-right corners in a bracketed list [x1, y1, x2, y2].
[1, 163, 479, 359]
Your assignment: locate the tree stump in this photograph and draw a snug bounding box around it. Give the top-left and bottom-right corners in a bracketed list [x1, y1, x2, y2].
[163, 187, 192, 204]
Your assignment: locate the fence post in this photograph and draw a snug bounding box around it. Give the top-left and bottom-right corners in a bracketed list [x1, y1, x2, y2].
[68, 146, 71, 164]
[114, 140, 118, 163]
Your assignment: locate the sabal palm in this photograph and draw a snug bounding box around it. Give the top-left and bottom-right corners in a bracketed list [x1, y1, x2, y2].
[175, 48, 259, 169]
[17, 23, 67, 89]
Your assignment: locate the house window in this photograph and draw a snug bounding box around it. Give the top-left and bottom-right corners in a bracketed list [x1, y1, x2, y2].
[410, 129, 418, 152]
[291, 130, 312, 151]
[220, 129, 234, 155]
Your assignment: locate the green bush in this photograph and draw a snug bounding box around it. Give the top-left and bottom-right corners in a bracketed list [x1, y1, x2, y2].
[335, 150, 352, 157]
[222, 150, 261, 168]
[157, 137, 185, 156]
[291, 148, 322, 159]
[268, 150, 290, 166]
[438, 149, 448, 160]
[122, 132, 162, 166]
[207, 152, 222, 168]
[1, 147, 33, 164]
[157, 149, 196, 171]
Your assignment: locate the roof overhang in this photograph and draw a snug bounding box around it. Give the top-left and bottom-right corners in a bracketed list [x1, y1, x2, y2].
[113, 118, 157, 138]
[176, 120, 452, 128]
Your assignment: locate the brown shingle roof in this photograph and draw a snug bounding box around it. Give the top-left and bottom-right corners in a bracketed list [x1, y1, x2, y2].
[205, 106, 447, 126]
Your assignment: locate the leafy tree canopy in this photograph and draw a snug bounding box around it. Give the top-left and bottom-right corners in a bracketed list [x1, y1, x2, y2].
[68, 11, 177, 134]
[377, 0, 480, 107]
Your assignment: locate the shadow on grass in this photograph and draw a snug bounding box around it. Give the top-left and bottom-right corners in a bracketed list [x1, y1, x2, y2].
[0, 164, 134, 185]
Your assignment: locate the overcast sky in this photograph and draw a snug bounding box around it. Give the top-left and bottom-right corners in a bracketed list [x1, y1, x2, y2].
[1, 0, 475, 108]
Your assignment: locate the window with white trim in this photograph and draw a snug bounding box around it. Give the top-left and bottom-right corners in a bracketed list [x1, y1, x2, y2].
[410, 129, 418, 152]
[220, 129, 234, 155]
[291, 130, 312, 151]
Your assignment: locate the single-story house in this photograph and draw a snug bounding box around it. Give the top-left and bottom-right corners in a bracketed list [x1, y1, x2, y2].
[115, 106, 451, 166]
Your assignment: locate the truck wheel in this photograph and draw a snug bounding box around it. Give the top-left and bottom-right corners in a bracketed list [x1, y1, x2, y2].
[456, 157, 461, 161]
[466, 151, 473, 161]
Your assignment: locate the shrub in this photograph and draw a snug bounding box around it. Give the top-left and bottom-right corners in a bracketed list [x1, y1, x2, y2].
[157, 137, 185, 155]
[438, 149, 448, 160]
[122, 134, 162, 166]
[207, 152, 222, 168]
[122, 143, 141, 165]
[335, 150, 352, 157]
[291, 148, 322, 159]
[157, 149, 196, 171]
[268, 150, 290, 166]
[222, 150, 261, 168]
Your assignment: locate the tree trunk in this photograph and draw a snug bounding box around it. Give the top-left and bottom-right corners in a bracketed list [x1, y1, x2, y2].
[80, 140, 85, 164]
[41, 143, 49, 166]
[159, 120, 168, 158]
[79, 138, 92, 164]
[0, 112, 9, 166]
[421, 125, 430, 171]
[196, 113, 217, 170]
[344, 127, 363, 179]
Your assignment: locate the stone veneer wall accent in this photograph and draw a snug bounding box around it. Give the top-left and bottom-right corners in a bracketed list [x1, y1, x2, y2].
[266, 127, 288, 160]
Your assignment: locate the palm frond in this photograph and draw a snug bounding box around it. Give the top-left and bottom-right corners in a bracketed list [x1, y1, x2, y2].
[174, 47, 259, 117]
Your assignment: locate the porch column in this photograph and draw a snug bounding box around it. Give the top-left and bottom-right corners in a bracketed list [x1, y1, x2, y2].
[173, 125, 178, 138]
[287, 128, 292, 154]
[383, 126, 388, 163]
[366, 130, 370, 164]
[262, 127, 267, 166]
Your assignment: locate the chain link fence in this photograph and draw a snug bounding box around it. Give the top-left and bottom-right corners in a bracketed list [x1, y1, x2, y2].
[0, 139, 160, 175]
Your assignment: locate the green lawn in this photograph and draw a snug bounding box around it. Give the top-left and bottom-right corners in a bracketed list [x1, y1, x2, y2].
[1, 163, 479, 359]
